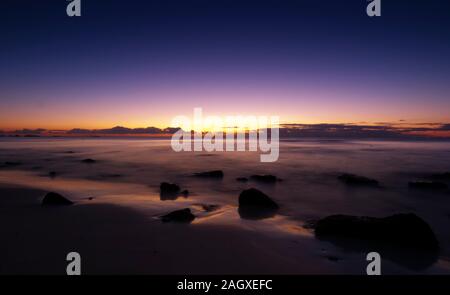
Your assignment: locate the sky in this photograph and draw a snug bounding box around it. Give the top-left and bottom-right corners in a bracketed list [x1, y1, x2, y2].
[1, 0, 450, 130]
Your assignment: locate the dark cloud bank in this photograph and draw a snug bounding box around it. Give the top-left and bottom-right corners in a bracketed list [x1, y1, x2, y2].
[2, 123, 450, 140]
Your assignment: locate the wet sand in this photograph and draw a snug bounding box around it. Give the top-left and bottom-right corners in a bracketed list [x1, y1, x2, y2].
[0, 184, 329, 275]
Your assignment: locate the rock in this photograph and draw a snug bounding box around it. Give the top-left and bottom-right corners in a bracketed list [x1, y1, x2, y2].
[4, 161, 22, 166]
[160, 182, 181, 194]
[238, 188, 279, 219]
[161, 208, 195, 223]
[48, 171, 57, 178]
[313, 213, 440, 270]
[236, 177, 249, 182]
[314, 213, 438, 251]
[239, 188, 279, 209]
[159, 183, 187, 201]
[409, 181, 448, 190]
[88, 197, 94, 200]
[194, 170, 224, 178]
[338, 173, 379, 187]
[81, 158, 96, 164]
[160, 183, 181, 200]
[42, 192, 74, 206]
[250, 175, 281, 183]
[428, 172, 450, 181]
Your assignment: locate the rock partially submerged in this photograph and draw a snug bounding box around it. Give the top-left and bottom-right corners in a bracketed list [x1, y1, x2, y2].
[236, 177, 249, 182]
[193, 170, 224, 178]
[160, 182, 181, 194]
[159, 183, 190, 201]
[4, 161, 22, 167]
[409, 181, 448, 190]
[314, 213, 438, 251]
[338, 173, 379, 187]
[250, 174, 281, 183]
[428, 172, 450, 181]
[239, 188, 279, 209]
[161, 208, 195, 223]
[81, 158, 96, 164]
[238, 188, 279, 219]
[42, 192, 74, 206]
[313, 213, 440, 270]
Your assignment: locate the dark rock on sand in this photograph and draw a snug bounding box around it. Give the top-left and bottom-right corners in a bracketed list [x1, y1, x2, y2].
[42, 192, 74, 206]
[238, 188, 279, 219]
[160, 182, 181, 194]
[236, 177, 249, 182]
[194, 170, 224, 178]
[48, 171, 57, 178]
[161, 208, 195, 223]
[338, 173, 379, 187]
[239, 188, 279, 209]
[159, 183, 189, 201]
[313, 213, 439, 270]
[250, 174, 281, 183]
[428, 172, 450, 181]
[409, 181, 448, 190]
[315, 213, 438, 251]
[81, 158, 96, 164]
[4, 161, 22, 166]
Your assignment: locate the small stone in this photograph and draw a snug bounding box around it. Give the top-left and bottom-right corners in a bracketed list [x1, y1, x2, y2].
[161, 208, 195, 223]
[42, 192, 74, 206]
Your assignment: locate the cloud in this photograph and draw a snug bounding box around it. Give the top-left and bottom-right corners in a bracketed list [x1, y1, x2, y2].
[12, 129, 47, 135]
[279, 123, 450, 139]
[279, 123, 407, 139]
[67, 126, 169, 135]
[436, 124, 450, 131]
[3, 123, 450, 139]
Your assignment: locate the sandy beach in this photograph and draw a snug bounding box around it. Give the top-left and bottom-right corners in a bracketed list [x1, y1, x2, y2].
[0, 184, 323, 275]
